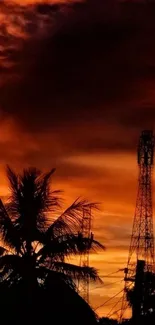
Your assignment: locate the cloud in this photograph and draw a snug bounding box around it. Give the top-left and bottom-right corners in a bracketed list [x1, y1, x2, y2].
[0, 1, 155, 315]
[0, 0, 155, 140]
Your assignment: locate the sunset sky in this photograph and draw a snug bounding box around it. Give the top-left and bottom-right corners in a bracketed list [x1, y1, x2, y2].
[1, 0, 155, 318]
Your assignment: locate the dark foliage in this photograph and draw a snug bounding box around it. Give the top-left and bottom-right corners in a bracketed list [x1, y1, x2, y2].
[0, 166, 105, 325]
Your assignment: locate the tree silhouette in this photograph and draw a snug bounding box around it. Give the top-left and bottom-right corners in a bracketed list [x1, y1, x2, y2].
[0, 166, 104, 325]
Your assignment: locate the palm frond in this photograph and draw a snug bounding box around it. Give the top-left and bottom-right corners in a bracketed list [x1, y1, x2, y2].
[0, 255, 23, 282]
[34, 168, 61, 231]
[6, 166, 21, 219]
[18, 167, 43, 227]
[37, 266, 76, 290]
[0, 254, 39, 288]
[36, 169, 61, 213]
[6, 167, 60, 241]
[45, 199, 98, 238]
[37, 233, 105, 263]
[0, 254, 21, 268]
[51, 262, 103, 283]
[0, 199, 21, 252]
[0, 246, 8, 257]
[6, 166, 18, 194]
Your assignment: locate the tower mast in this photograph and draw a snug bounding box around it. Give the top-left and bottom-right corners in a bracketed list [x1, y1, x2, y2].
[79, 207, 92, 303]
[120, 130, 155, 321]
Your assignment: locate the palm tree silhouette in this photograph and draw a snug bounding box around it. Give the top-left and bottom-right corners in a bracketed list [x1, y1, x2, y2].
[0, 167, 104, 325]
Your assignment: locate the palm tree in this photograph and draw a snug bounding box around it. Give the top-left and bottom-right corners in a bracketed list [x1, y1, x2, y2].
[0, 166, 104, 325]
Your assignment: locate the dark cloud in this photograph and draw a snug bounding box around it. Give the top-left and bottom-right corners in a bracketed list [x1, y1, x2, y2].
[0, 1, 155, 153]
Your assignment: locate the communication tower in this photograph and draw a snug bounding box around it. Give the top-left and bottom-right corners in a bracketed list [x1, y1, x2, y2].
[120, 130, 155, 322]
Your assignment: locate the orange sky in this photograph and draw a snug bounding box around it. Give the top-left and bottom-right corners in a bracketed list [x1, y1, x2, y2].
[0, 116, 153, 318]
[1, 0, 155, 319]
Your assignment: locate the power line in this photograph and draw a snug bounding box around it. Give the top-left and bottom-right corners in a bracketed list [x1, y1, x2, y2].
[108, 283, 134, 318]
[94, 288, 124, 311]
[109, 308, 122, 319]
[107, 297, 123, 318]
[119, 282, 133, 321]
[102, 269, 122, 278]
[90, 279, 123, 292]
[104, 301, 123, 308]
[103, 279, 124, 288]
